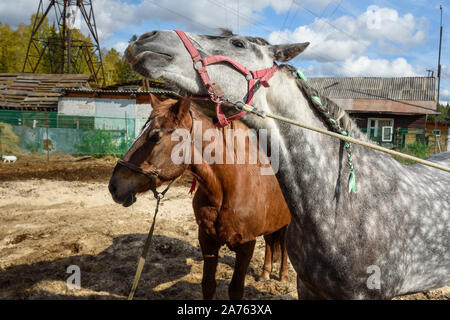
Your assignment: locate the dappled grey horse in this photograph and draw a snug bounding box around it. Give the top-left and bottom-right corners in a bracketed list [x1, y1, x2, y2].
[125, 30, 450, 299]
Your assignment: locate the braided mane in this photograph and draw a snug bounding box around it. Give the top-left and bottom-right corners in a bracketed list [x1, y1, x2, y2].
[279, 64, 366, 141]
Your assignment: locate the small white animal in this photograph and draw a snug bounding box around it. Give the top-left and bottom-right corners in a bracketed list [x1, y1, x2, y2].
[2, 155, 17, 163]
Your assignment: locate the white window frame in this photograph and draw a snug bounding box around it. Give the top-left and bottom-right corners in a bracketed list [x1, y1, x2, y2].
[381, 126, 394, 142]
[367, 118, 394, 139]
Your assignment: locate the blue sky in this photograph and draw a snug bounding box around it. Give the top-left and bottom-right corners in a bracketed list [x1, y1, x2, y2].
[0, 0, 449, 103]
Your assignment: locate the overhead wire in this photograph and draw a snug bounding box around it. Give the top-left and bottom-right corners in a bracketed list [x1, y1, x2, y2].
[280, 0, 294, 31]
[141, 0, 435, 79]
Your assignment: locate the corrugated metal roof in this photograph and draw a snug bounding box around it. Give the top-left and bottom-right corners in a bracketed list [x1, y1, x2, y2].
[0, 73, 92, 111]
[62, 87, 180, 96]
[62, 88, 175, 93]
[308, 77, 436, 101]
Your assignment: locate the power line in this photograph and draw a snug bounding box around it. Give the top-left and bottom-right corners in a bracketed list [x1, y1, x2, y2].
[280, 0, 294, 31]
[317, 0, 336, 19]
[286, 5, 301, 31]
[147, 0, 216, 32]
[293, 0, 360, 42]
[328, 0, 343, 20]
[290, 0, 343, 50]
[204, 0, 357, 77]
[143, 0, 426, 79]
[237, 0, 240, 34]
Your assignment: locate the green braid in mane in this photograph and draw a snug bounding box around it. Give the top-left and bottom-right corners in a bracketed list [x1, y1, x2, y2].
[279, 64, 358, 193]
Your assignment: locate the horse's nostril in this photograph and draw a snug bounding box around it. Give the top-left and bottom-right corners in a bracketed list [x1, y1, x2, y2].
[138, 31, 158, 41]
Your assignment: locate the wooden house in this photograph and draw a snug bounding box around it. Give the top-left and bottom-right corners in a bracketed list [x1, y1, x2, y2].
[309, 77, 436, 147]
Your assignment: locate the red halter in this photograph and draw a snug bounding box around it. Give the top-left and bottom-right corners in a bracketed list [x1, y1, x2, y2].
[174, 30, 278, 128]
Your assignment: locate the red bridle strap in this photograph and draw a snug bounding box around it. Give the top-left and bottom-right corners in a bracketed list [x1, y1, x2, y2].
[174, 29, 278, 128]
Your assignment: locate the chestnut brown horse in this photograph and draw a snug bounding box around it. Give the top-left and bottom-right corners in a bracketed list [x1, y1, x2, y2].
[109, 94, 291, 300]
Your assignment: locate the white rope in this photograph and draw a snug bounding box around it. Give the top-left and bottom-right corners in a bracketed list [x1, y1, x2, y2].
[239, 104, 450, 174]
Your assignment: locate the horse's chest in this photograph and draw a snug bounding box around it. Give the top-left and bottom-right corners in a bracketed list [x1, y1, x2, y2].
[194, 203, 252, 248]
[193, 204, 219, 237]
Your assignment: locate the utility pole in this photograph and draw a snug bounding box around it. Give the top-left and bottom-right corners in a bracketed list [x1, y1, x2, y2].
[23, 0, 106, 87]
[435, 5, 443, 153]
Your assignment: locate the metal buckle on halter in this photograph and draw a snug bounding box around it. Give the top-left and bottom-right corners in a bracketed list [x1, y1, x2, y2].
[194, 60, 203, 70]
[210, 81, 225, 98]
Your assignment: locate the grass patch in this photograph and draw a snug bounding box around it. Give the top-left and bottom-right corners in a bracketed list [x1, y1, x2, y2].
[394, 141, 430, 165]
[0, 122, 21, 155]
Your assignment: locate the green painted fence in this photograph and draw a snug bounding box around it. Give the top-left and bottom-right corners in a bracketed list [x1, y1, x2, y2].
[0, 110, 142, 156]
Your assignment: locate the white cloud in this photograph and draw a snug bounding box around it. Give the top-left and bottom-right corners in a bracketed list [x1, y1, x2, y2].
[0, 0, 38, 28]
[340, 56, 418, 77]
[269, 19, 370, 62]
[255, 0, 335, 14]
[0, 0, 134, 40]
[442, 65, 450, 80]
[440, 88, 450, 105]
[307, 56, 418, 78]
[0, 1, 430, 80]
[358, 6, 428, 47]
[0, 0, 336, 42]
[112, 41, 129, 54]
[268, 5, 428, 63]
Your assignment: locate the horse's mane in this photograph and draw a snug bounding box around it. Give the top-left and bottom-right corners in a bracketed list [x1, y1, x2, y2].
[279, 64, 365, 140]
[246, 36, 271, 46]
[217, 28, 271, 46]
[138, 97, 180, 132]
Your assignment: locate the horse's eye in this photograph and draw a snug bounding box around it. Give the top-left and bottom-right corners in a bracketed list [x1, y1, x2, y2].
[232, 39, 245, 48]
[148, 130, 161, 143]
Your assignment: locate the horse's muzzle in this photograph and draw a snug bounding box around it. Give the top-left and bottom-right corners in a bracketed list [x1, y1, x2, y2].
[108, 178, 137, 207]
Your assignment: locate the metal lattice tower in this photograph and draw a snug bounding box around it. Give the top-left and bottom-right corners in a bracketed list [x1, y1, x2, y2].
[22, 0, 106, 87]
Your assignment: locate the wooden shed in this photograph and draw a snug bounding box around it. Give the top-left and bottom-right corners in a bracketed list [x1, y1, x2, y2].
[0, 73, 92, 112]
[309, 77, 436, 145]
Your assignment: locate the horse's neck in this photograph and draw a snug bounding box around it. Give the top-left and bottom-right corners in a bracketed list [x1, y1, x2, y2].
[188, 109, 224, 209]
[188, 110, 256, 209]
[258, 72, 342, 182]
[249, 71, 397, 202]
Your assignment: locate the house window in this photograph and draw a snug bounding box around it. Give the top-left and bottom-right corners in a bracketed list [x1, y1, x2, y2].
[367, 118, 394, 141]
[382, 126, 393, 142]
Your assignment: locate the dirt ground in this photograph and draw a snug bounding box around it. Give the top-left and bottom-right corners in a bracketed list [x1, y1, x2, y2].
[0, 155, 448, 300]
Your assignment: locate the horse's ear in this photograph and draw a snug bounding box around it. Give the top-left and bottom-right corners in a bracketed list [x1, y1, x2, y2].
[269, 42, 310, 62]
[171, 98, 191, 120]
[148, 93, 163, 107]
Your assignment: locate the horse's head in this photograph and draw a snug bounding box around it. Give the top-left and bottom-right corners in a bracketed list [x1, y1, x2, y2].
[125, 30, 309, 106]
[109, 95, 193, 207]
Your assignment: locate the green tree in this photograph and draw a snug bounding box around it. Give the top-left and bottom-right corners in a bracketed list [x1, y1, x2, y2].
[427, 103, 450, 124]
[111, 34, 141, 84]
[0, 15, 141, 87]
[102, 48, 122, 85]
[114, 56, 140, 84]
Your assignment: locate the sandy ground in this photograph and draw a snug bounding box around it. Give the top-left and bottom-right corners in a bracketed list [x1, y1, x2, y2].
[0, 156, 448, 300]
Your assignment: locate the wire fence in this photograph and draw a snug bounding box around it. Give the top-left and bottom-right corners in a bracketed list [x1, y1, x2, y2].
[0, 110, 448, 161]
[0, 110, 143, 158]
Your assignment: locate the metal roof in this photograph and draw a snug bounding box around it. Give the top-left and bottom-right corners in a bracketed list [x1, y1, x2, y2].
[308, 77, 436, 101]
[0, 73, 92, 111]
[61, 87, 180, 97]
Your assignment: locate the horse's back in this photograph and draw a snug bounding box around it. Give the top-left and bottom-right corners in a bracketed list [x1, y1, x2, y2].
[424, 151, 450, 166]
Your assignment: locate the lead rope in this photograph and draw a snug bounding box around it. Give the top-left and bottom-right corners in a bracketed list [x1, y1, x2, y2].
[235, 86, 450, 177]
[127, 177, 178, 300]
[127, 107, 195, 300]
